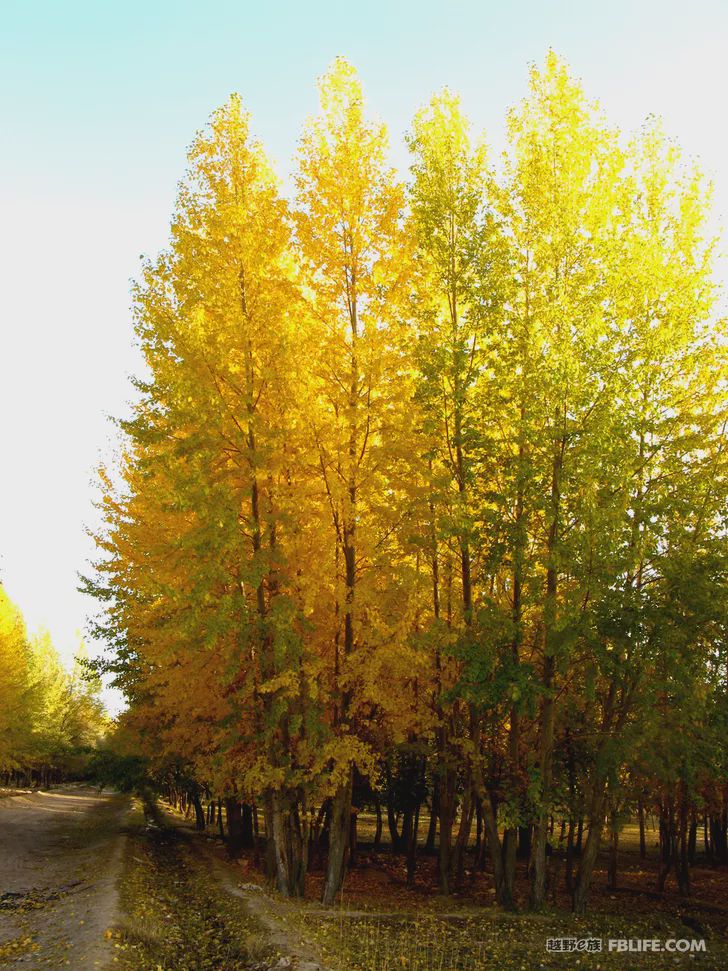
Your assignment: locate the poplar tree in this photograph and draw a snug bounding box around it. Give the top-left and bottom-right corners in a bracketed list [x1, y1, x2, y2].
[407, 89, 508, 896]
[114, 95, 320, 895]
[294, 57, 413, 904]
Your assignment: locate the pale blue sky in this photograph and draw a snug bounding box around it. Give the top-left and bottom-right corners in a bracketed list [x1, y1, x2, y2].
[1, 0, 726, 713]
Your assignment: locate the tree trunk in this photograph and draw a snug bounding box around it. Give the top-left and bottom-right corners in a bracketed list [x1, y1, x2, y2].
[529, 653, 556, 910]
[688, 812, 697, 866]
[475, 797, 483, 859]
[565, 817, 576, 894]
[572, 790, 607, 914]
[265, 792, 308, 898]
[242, 803, 255, 848]
[451, 783, 474, 890]
[658, 795, 676, 893]
[711, 805, 728, 864]
[425, 777, 439, 854]
[530, 425, 563, 910]
[475, 776, 512, 909]
[676, 787, 690, 896]
[349, 810, 358, 869]
[387, 796, 401, 852]
[607, 810, 619, 891]
[192, 792, 206, 831]
[518, 824, 532, 860]
[400, 808, 413, 858]
[322, 769, 353, 905]
[225, 798, 243, 857]
[217, 798, 225, 838]
[504, 419, 525, 907]
[437, 764, 457, 894]
[373, 795, 383, 849]
[406, 803, 420, 887]
[703, 814, 712, 860]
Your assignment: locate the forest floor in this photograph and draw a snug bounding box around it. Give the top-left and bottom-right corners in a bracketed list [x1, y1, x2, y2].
[112, 795, 323, 970]
[2, 789, 727, 969]
[155, 807, 728, 971]
[157, 801, 728, 970]
[0, 785, 128, 968]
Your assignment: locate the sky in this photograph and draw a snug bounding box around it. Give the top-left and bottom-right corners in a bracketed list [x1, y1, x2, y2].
[1, 0, 726, 715]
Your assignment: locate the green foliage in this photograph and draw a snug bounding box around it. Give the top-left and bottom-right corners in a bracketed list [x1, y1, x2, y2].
[85, 51, 728, 909]
[86, 748, 150, 792]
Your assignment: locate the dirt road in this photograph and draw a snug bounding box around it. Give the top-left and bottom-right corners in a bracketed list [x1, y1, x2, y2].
[0, 786, 128, 969]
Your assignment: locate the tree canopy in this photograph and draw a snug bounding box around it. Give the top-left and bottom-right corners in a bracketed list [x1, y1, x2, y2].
[86, 52, 728, 911]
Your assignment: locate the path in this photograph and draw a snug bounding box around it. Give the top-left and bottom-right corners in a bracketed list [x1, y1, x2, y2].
[0, 786, 129, 969]
[158, 802, 330, 970]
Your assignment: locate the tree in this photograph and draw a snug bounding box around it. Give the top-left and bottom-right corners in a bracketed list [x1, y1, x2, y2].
[0, 586, 34, 773]
[96, 94, 323, 895]
[407, 87, 511, 896]
[1, 585, 107, 781]
[294, 57, 414, 904]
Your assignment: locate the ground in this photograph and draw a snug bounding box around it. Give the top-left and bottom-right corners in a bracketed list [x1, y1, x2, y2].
[112, 796, 321, 970]
[1, 790, 727, 970]
[0, 786, 128, 968]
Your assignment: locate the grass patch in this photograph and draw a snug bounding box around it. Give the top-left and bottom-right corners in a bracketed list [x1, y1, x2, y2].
[114, 796, 272, 970]
[299, 908, 726, 970]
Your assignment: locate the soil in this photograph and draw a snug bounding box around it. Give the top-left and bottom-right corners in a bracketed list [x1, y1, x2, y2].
[0, 785, 129, 968]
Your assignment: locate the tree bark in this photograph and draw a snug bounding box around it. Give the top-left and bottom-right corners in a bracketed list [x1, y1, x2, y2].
[437, 763, 457, 894]
[265, 791, 308, 897]
[242, 803, 255, 848]
[607, 809, 619, 891]
[217, 798, 225, 838]
[565, 817, 576, 894]
[451, 782, 474, 890]
[322, 769, 353, 905]
[386, 789, 401, 852]
[676, 786, 690, 896]
[530, 427, 563, 910]
[688, 812, 697, 866]
[572, 789, 607, 914]
[406, 803, 421, 887]
[529, 651, 556, 910]
[658, 794, 677, 893]
[373, 795, 383, 849]
[703, 814, 712, 860]
[425, 781, 438, 854]
[192, 792, 206, 831]
[225, 798, 243, 857]
[349, 810, 358, 869]
[518, 824, 532, 860]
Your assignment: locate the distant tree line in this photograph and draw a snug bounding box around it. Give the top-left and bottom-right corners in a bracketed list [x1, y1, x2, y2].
[0, 585, 107, 787]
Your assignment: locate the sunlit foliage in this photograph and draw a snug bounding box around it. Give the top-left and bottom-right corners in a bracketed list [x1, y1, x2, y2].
[86, 52, 728, 912]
